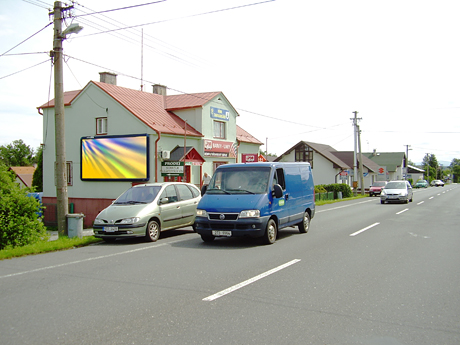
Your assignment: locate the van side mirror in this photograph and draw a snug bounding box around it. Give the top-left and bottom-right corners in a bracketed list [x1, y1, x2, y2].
[201, 185, 207, 196]
[273, 184, 283, 198]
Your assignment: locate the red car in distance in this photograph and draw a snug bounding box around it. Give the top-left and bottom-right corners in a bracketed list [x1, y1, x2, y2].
[369, 181, 387, 196]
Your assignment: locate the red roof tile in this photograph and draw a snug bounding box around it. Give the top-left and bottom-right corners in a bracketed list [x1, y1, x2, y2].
[236, 125, 263, 144]
[93, 82, 203, 137]
[165, 92, 221, 110]
[9, 166, 35, 187]
[38, 90, 81, 109]
[37, 82, 261, 145]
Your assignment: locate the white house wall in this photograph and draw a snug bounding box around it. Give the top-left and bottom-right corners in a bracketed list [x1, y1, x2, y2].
[275, 150, 340, 185]
[42, 87, 261, 200]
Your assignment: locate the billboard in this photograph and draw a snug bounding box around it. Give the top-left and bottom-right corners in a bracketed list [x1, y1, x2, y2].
[81, 134, 149, 181]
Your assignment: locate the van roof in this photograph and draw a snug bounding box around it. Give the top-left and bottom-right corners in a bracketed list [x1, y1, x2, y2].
[216, 162, 311, 169]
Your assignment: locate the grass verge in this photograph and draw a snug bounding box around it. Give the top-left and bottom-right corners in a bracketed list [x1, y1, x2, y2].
[0, 236, 103, 260]
[315, 194, 368, 206]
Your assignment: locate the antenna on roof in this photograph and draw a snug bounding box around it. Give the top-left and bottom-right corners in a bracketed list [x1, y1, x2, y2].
[140, 29, 144, 91]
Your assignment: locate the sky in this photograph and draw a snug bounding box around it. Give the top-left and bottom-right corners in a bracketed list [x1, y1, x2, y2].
[1, 0, 459, 166]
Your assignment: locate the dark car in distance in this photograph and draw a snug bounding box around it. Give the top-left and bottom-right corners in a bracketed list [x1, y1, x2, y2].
[415, 180, 429, 188]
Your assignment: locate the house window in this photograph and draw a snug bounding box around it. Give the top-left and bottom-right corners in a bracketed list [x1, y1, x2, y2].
[213, 121, 226, 139]
[66, 161, 73, 186]
[96, 117, 107, 135]
[295, 145, 313, 168]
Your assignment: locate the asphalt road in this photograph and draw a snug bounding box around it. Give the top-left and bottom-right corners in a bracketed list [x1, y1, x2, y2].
[1, 185, 459, 345]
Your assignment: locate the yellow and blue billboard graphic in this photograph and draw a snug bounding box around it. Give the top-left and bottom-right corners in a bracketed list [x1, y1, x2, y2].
[81, 134, 149, 181]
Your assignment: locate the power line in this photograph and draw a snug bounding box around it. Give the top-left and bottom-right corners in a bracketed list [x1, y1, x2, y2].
[0, 23, 52, 57]
[75, 0, 275, 38]
[72, 1, 167, 18]
[0, 59, 50, 80]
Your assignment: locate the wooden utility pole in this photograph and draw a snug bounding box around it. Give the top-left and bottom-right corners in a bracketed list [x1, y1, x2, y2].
[357, 124, 365, 195]
[53, 1, 69, 235]
[351, 111, 361, 196]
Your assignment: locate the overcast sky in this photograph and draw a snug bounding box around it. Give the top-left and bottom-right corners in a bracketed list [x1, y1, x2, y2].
[1, 0, 459, 165]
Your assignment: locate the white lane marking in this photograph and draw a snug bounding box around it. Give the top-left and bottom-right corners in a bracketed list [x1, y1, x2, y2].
[349, 223, 380, 237]
[417, 201, 424, 205]
[396, 208, 409, 214]
[316, 199, 374, 213]
[429, 197, 434, 200]
[0, 241, 176, 279]
[203, 259, 301, 302]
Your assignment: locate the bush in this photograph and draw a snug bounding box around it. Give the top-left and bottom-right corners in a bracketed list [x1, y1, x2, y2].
[0, 164, 48, 250]
[316, 183, 353, 198]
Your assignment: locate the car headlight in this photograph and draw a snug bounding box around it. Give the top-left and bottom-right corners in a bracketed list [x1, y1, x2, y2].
[93, 218, 105, 224]
[380, 191, 386, 196]
[239, 210, 260, 218]
[118, 217, 140, 224]
[196, 209, 208, 217]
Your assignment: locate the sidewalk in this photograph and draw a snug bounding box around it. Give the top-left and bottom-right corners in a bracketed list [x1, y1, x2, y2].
[48, 229, 95, 241]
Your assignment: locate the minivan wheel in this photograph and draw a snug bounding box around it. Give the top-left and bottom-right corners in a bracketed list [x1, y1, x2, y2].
[146, 220, 160, 242]
[298, 212, 310, 233]
[263, 219, 277, 244]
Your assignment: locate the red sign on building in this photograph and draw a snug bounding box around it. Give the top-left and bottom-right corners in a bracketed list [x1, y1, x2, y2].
[204, 139, 233, 157]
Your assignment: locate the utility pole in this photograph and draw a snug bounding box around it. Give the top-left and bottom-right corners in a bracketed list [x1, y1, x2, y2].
[357, 124, 365, 195]
[351, 111, 361, 196]
[51, 1, 82, 234]
[52, 1, 68, 235]
[404, 144, 411, 180]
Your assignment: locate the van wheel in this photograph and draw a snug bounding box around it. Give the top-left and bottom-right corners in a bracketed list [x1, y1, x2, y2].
[298, 212, 310, 233]
[263, 219, 277, 244]
[201, 234, 215, 242]
[146, 220, 160, 242]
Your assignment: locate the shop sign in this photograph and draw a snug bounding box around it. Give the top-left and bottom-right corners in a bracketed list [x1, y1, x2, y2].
[210, 107, 230, 121]
[204, 139, 233, 157]
[161, 161, 184, 176]
[242, 154, 257, 163]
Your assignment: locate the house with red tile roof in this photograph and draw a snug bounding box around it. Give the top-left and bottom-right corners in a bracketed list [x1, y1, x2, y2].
[38, 72, 262, 227]
[8, 166, 36, 188]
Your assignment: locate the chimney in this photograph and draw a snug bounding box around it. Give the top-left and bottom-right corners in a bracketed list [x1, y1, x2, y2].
[99, 72, 117, 85]
[152, 84, 167, 96]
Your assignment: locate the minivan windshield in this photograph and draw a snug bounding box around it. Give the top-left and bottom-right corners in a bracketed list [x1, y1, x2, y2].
[207, 167, 271, 194]
[372, 181, 387, 187]
[114, 186, 161, 204]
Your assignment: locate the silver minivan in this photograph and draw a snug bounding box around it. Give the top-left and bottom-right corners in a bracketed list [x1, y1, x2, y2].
[93, 182, 201, 242]
[380, 180, 413, 204]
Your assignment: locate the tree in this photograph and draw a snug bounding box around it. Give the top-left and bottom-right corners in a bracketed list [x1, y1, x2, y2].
[32, 146, 43, 192]
[422, 153, 438, 182]
[451, 158, 460, 183]
[0, 163, 47, 249]
[0, 139, 36, 167]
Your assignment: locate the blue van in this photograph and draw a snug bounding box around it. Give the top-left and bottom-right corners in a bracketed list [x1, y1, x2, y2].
[195, 162, 315, 244]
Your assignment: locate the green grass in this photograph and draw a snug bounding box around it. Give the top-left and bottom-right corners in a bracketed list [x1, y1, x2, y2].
[315, 194, 368, 206]
[0, 236, 103, 260]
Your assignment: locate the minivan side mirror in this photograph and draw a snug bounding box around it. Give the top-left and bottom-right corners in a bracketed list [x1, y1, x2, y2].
[201, 185, 207, 196]
[273, 184, 283, 198]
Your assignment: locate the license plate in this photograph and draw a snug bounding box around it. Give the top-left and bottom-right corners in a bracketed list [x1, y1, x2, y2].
[104, 226, 118, 232]
[212, 230, 231, 237]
